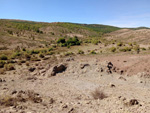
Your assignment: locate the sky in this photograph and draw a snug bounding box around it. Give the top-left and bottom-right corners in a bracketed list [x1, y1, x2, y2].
[0, 0, 150, 27]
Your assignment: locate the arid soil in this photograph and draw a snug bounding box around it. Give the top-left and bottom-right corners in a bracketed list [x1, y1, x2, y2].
[0, 54, 150, 113]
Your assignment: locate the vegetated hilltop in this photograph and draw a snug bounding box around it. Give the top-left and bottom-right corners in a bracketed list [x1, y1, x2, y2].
[0, 19, 120, 49]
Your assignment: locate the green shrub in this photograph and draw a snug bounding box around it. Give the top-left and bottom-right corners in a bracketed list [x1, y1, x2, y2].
[110, 47, 116, 52]
[24, 53, 31, 60]
[39, 53, 44, 58]
[78, 50, 84, 54]
[48, 47, 53, 51]
[0, 54, 8, 60]
[46, 51, 54, 55]
[22, 48, 26, 51]
[57, 37, 66, 44]
[64, 52, 74, 56]
[90, 50, 97, 54]
[119, 47, 132, 52]
[4, 64, 15, 71]
[128, 43, 133, 46]
[134, 45, 140, 54]
[141, 48, 146, 51]
[117, 42, 123, 47]
[92, 39, 99, 45]
[0, 60, 6, 68]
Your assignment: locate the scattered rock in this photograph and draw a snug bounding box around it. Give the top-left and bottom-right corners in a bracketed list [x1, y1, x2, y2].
[66, 57, 74, 62]
[128, 99, 139, 106]
[51, 64, 67, 76]
[12, 90, 17, 95]
[110, 83, 115, 88]
[106, 62, 113, 74]
[28, 67, 36, 72]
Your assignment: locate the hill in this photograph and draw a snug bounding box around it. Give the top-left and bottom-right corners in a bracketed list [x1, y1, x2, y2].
[0, 19, 120, 49]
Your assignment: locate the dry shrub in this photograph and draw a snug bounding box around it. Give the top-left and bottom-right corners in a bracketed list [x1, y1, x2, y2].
[91, 88, 107, 100]
[0, 96, 17, 107]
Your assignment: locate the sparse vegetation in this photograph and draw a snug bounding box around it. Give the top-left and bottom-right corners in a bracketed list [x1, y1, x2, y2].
[91, 88, 107, 100]
[110, 47, 116, 52]
[0, 54, 8, 60]
[78, 50, 84, 54]
[90, 50, 97, 54]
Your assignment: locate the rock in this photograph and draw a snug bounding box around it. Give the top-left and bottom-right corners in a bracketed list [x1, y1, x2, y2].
[0, 78, 2, 82]
[51, 64, 67, 76]
[129, 99, 139, 106]
[80, 64, 90, 69]
[106, 62, 113, 74]
[66, 57, 74, 61]
[110, 83, 115, 87]
[12, 90, 17, 95]
[120, 70, 124, 75]
[49, 98, 55, 104]
[28, 67, 36, 72]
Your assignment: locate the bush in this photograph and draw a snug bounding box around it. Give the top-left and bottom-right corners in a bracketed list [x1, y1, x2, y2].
[110, 47, 116, 52]
[91, 88, 107, 100]
[90, 50, 97, 54]
[4, 64, 15, 71]
[46, 52, 54, 55]
[24, 53, 31, 60]
[48, 47, 53, 51]
[57, 37, 66, 44]
[92, 39, 99, 45]
[78, 50, 84, 54]
[134, 45, 140, 54]
[0, 60, 5, 68]
[0, 54, 8, 60]
[39, 53, 44, 58]
[141, 48, 146, 51]
[117, 42, 123, 47]
[57, 36, 81, 47]
[119, 47, 132, 52]
[64, 52, 74, 56]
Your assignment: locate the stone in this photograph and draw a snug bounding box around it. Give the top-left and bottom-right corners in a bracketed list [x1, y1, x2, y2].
[51, 64, 67, 76]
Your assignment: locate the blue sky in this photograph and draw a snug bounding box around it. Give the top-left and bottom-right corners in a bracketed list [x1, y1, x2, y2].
[0, 0, 150, 27]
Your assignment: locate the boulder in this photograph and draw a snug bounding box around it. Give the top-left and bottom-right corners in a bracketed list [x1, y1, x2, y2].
[51, 64, 67, 76]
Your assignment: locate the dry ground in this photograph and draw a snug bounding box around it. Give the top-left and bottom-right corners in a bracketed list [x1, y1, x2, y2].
[0, 53, 150, 113]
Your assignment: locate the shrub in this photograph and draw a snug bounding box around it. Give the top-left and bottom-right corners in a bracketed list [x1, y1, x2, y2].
[92, 39, 99, 45]
[141, 47, 146, 51]
[91, 88, 107, 100]
[134, 45, 140, 54]
[22, 48, 26, 51]
[48, 47, 53, 51]
[90, 50, 97, 54]
[128, 43, 133, 46]
[4, 64, 15, 71]
[26, 62, 30, 66]
[119, 47, 132, 52]
[0, 54, 8, 60]
[39, 53, 44, 58]
[0, 60, 5, 68]
[11, 52, 21, 59]
[24, 53, 31, 60]
[64, 52, 74, 56]
[78, 50, 84, 54]
[110, 47, 116, 52]
[46, 52, 54, 55]
[117, 42, 123, 47]
[57, 37, 66, 44]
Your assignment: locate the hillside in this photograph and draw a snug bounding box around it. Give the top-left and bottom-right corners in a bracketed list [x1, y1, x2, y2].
[0, 19, 120, 50]
[105, 28, 150, 44]
[1, 19, 150, 113]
